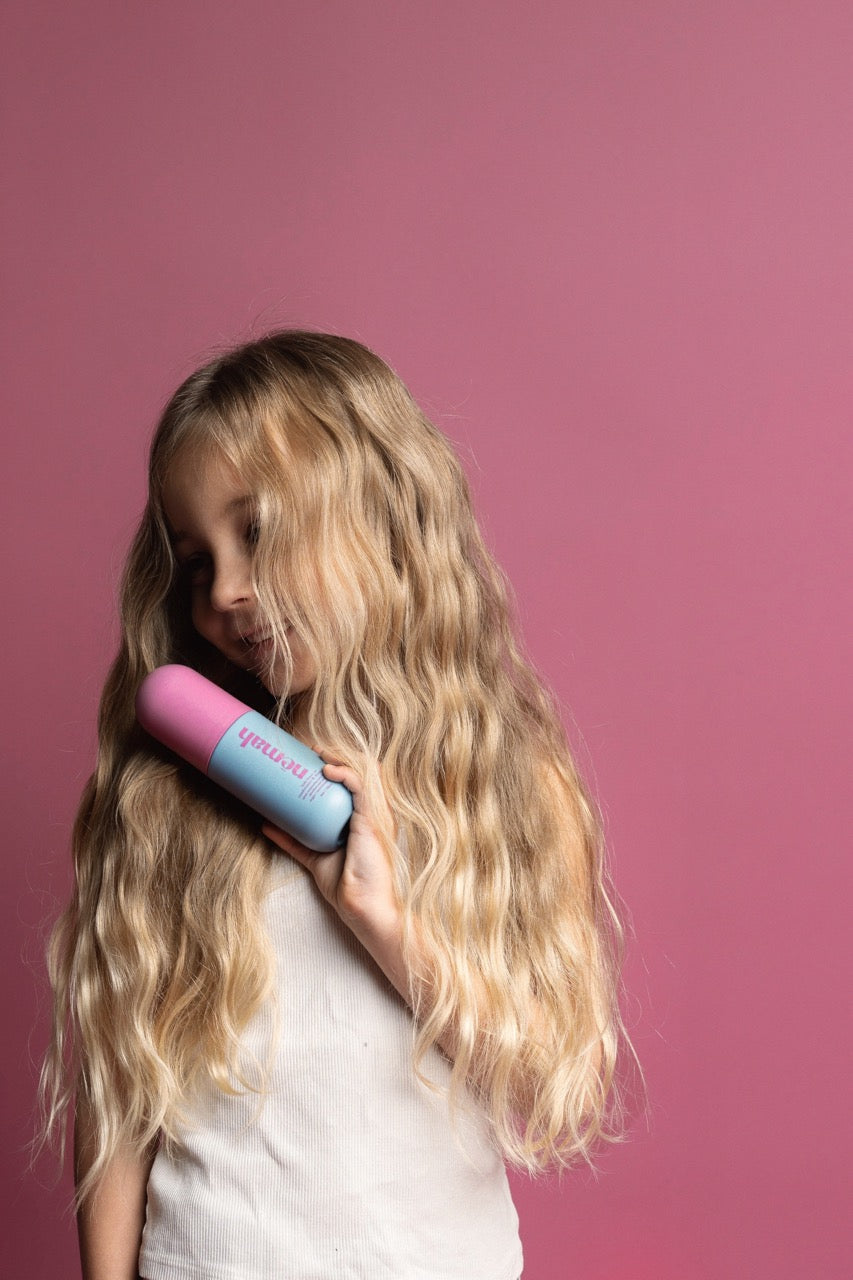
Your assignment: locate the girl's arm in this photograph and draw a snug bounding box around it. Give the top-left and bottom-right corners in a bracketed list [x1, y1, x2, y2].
[74, 1094, 156, 1280]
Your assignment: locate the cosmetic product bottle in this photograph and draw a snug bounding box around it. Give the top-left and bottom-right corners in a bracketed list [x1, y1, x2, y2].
[136, 664, 352, 852]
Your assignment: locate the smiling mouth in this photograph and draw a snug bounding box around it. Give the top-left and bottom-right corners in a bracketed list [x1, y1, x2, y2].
[235, 626, 274, 664]
[239, 624, 295, 653]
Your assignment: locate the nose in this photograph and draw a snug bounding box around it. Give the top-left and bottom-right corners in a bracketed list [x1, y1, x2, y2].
[209, 550, 254, 614]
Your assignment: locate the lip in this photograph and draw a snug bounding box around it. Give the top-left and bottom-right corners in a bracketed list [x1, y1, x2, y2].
[240, 629, 273, 646]
[238, 621, 295, 653]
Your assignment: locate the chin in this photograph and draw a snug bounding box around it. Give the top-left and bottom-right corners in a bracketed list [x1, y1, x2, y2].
[260, 668, 313, 700]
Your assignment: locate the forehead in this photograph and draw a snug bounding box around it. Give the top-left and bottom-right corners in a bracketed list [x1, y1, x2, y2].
[161, 448, 252, 540]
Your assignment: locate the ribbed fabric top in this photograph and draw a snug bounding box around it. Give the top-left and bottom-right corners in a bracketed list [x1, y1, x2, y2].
[138, 857, 523, 1280]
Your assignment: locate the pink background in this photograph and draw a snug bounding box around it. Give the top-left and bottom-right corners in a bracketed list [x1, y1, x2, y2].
[3, 2, 851, 1277]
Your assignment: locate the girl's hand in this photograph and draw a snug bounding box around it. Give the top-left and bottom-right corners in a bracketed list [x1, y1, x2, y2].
[261, 753, 402, 949]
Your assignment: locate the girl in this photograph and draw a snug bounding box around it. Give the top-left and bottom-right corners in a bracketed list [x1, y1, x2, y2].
[41, 330, 634, 1280]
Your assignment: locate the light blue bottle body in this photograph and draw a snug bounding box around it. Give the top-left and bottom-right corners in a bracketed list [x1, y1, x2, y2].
[208, 710, 352, 853]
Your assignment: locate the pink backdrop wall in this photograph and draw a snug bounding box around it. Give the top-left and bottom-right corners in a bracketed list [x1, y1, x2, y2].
[4, 2, 851, 1277]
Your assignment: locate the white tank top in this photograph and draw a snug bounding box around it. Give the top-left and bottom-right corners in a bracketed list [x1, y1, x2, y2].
[139, 857, 524, 1279]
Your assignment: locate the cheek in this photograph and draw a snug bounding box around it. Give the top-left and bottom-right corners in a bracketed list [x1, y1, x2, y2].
[190, 595, 215, 640]
[290, 630, 316, 669]
[295, 644, 319, 689]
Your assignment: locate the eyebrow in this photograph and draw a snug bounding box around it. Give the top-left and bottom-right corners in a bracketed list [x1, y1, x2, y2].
[168, 494, 255, 546]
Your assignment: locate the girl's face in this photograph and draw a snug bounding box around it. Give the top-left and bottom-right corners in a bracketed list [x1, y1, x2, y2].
[162, 447, 318, 699]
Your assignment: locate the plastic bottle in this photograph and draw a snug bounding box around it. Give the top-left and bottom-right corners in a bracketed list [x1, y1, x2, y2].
[136, 664, 352, 852]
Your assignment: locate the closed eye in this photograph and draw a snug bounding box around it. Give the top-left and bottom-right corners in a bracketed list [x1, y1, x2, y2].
[177, 551, 213, 586]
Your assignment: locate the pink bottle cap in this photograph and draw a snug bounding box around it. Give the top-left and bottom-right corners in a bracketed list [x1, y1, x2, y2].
[136, 664, 247, 773]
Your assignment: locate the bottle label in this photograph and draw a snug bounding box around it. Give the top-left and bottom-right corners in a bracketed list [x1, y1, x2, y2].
[206, 710, 353, 851]
[233, 723, 337, 802]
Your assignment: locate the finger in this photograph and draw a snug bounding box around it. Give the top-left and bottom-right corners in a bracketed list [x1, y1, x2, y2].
[322, 761, 363, 798]
[323, 764, 396, 837]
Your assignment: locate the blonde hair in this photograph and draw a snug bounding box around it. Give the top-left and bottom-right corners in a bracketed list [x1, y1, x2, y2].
[41, 330, 638, 1202]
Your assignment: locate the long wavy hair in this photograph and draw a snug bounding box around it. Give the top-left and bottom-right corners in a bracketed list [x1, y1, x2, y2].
[41, 330, 639, 1202]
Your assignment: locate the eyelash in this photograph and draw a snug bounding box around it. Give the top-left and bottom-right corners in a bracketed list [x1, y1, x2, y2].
[178, 552, 211, 586]
[177, 519, 259, 585]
